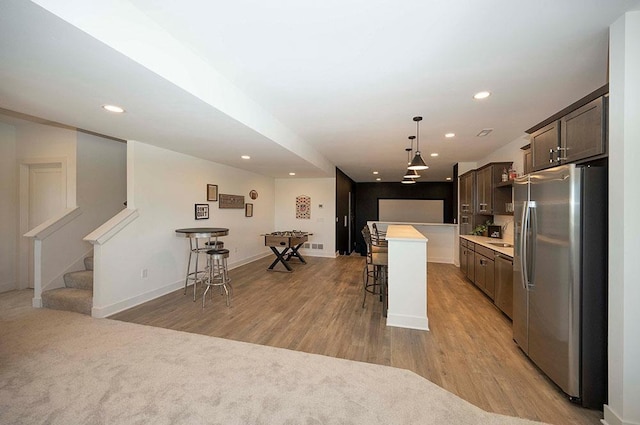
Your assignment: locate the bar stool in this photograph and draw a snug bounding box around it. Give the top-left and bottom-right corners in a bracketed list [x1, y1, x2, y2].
[202, 248, 232, 309]
[361, 226, 387, 308]
[176, 228, 229, 302]
[184, 237, 211, 301]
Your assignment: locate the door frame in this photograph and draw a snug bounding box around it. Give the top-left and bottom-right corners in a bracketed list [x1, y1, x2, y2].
[18, 157, 70, 289]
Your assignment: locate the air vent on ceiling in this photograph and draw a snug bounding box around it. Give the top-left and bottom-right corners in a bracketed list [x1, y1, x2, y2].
[476, 128, 493, 137]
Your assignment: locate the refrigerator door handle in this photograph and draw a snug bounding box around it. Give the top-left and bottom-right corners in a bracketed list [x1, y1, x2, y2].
[529, 202, 537, 288]
[519, 200, 529, 289]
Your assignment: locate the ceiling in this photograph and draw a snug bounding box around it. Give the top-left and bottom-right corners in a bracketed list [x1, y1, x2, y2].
[1, 0, 639, 182]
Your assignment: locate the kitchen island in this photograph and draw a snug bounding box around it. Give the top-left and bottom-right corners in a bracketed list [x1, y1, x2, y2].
[368, 221, 457, 263]
[386, 225, 429, 331]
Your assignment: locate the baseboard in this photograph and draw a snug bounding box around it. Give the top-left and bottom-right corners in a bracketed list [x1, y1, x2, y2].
[228, 251, 272, 270]
[386, 313, 429, 331]
[0, 281, 17, 294]
[32, 296, 42, 308]
[300, 251, 338, 259]
[92, 279, 183, 319]
[602, 404, 637, 425]
[427, 256, 454, 264]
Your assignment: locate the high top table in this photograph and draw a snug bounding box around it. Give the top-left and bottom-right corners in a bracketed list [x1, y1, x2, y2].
[176, 227, 229, 300]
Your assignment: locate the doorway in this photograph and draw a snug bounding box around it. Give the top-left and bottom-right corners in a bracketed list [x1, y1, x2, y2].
[19, 160, 67, 288]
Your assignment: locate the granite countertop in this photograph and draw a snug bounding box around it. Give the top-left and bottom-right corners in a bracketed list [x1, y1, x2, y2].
[460, 235, 514, 258]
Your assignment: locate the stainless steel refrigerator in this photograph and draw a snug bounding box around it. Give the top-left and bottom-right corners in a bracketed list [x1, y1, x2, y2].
[513, 163, 607, 409]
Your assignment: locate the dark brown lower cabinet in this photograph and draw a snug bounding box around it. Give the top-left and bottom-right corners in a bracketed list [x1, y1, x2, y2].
[473, 245, 495, 300]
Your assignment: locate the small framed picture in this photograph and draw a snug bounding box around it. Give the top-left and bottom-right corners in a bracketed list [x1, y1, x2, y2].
[207, 184, 218, 202]
[245, 203, 253, 217]
[195, 204, 209, 220]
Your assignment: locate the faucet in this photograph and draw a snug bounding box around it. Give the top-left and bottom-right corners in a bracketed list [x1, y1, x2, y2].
[502, 221, 513, 233]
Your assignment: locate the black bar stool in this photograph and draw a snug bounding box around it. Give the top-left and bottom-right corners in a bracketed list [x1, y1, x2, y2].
[202, 248, 232, 309]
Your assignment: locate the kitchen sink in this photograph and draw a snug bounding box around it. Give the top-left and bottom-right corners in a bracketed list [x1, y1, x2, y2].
[489, 242, 513, 248]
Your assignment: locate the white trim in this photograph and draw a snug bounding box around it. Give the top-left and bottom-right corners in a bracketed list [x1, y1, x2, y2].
[228, 251, 272, 270]
[23, 207, 81, 239]
[32, 296, 42, 308]
[92, 278, 183, 318]
[83, 208, 138, 245]
[386, 313, 430, 331]
[602, 404, 638, 425]
[33, 239, 42, 306]
[0, 281, 16, 293]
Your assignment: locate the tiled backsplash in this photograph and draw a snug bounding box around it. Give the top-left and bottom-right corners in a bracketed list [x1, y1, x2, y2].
[493, 215, 514, 242]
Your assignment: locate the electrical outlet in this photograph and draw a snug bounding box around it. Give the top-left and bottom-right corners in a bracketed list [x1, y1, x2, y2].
[141, 269, 148, 278]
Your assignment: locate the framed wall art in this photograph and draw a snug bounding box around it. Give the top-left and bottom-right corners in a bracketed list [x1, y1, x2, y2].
[296, 195, 311, 219]
[245, 203, 253, 217]
[249, 190, 258, 200]
[219, 194, 245, 209]
[207, 184, 218, 202]
[195, 204, 209, 220]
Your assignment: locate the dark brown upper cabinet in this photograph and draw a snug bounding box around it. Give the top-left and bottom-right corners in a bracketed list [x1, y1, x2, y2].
[527, 85, 608, 172]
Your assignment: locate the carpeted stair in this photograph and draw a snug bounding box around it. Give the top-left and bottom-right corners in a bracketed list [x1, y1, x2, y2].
[41, 255, 93, 315]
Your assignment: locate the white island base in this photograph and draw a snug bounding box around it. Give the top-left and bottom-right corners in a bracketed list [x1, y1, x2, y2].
[386, 225, 429, 331]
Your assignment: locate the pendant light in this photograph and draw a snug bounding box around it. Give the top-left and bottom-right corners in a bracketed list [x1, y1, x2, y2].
[408, 116, 429, 170]
[403, 138, 420, 179]
[401, 177, 416, 184]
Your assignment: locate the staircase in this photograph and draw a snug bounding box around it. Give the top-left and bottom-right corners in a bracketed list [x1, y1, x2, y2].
[41, 256, 93, 315]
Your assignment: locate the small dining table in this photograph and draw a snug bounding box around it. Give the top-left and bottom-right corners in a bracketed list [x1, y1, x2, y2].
[175, 227, 229, 300]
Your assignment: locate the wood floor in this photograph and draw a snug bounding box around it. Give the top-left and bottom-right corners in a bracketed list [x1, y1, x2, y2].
[110, 255, 603, 425]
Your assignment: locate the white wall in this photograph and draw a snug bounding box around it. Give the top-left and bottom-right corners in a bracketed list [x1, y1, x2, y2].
[15, 123, 77, 206]
[37, 132, 126, 292]
[476, 134, 528, 175]
[0, 122, 17, 292]
[605, 11, 640, 425]
[274, 177, 336, 257]
[14, 120, 77, 289]
[93, 141, 276, 317]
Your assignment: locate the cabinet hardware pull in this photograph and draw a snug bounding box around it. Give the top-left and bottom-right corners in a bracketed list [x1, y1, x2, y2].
[556, 146, 568, 161]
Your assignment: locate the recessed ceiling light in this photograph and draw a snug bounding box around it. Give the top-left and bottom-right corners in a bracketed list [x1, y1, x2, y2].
[241, 155, 250, 159]
[376, 178, 381, 181]
[102, 104, 125, 113]
[445, 133, 455, 138]
[446, 177, 452, 181]
[473, 91, 491, 100]
[373, 171, 379, 175]
[430, 153, 439, 157]
[289, 172, 296, 176]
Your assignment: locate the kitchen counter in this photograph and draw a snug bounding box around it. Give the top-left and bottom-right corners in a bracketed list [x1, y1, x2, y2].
[369, 221, 457, 263]
[459, 235, 513, 258]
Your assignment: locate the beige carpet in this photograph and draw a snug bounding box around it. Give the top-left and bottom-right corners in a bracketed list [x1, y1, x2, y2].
[0, 290, 547, 425]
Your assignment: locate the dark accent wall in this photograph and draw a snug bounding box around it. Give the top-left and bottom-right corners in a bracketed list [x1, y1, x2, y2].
[354, 181, 454, 254]
[335, 168, 356, 254]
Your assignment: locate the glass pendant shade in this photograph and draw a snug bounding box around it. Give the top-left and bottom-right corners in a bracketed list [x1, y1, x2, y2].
[404, 168, 420, 179]
[401, 177, 416, 184]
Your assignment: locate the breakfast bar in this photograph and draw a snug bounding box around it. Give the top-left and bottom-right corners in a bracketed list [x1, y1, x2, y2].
[386, 225, 429, 331]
